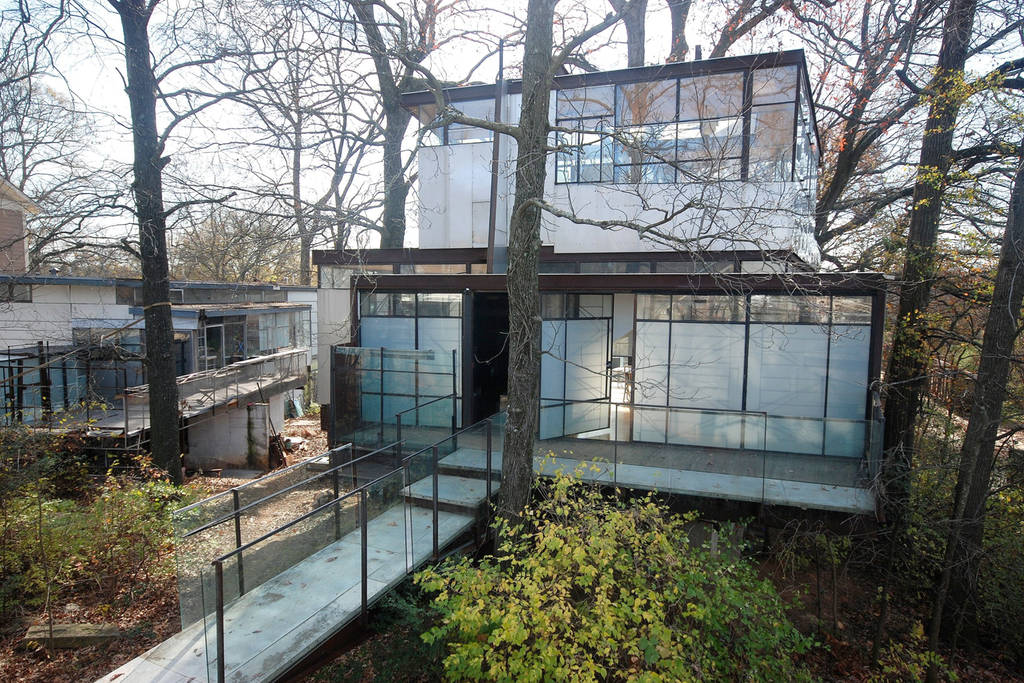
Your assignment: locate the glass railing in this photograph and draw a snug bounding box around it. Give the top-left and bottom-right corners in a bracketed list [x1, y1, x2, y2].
[194, 413, 506, 682]
[173, 442, 411, 629]
[331, 346, 460, 451]
[534, 399, 883, 507]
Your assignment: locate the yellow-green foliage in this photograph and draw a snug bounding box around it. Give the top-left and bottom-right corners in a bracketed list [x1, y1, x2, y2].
[417, 473, 811, 682]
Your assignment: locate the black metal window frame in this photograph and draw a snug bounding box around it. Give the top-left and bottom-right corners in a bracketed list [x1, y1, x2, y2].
[358, 291, 462, 319]
[554, 65, 801, 186]
[633, 293, 873, 422]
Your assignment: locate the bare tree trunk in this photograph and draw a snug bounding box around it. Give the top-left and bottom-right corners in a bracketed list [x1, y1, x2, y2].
[609, 0, 647, 67]
[379, 110, 412, 248]
[665, 0, 691, 62]
[498, 0, 556, 525]
[351, 1, 413, 249]
[927, 144, 1024, 669]
[881, 0, 976, 524]
[291, 78, 312, 286]
[113, 0, 182, 483]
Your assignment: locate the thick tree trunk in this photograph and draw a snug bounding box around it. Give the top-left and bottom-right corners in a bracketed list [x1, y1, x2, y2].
[380, 105, 412, 249]
[498, 0, 556, 525]
[115, 0, 181, 483]
[350, 1, 413, 250]
[881, 0, 977, 523]
[665, 0, 691, 62]
[929, 145, 1024, 659]
[610, 0, 647, 68]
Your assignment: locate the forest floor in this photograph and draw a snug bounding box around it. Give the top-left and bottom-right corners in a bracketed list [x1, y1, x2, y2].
[0, 414, 330, 683]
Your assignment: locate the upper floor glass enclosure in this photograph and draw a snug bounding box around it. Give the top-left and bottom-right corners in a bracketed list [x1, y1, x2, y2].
[408, 51, 817, 193]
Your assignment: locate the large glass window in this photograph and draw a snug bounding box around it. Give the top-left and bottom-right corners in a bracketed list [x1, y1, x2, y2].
[632, 293, 874, 457]
[550, 62, 807, 185]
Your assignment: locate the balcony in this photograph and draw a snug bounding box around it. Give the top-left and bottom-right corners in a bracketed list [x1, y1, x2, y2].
[74, 348, 309, 437]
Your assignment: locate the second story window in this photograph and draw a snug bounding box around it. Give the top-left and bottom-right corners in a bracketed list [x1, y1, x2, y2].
[553, 63, 811, 187]
[555, 85, 614, 183]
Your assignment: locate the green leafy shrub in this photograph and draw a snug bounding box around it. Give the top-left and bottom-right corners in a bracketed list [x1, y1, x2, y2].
[0, 448, 203, 618]
[417, 473, 812, 682]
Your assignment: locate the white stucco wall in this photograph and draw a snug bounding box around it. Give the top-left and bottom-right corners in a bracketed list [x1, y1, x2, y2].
[315, 266, 355, 405]
[413, 91, 820, 265]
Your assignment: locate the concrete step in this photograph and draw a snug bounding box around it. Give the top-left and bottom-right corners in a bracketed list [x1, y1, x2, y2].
[403, 473, 499, 511]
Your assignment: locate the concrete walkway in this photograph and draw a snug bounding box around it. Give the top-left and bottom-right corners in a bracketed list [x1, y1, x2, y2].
[98, 503, 474, 683]
[439, 447, 875, 515]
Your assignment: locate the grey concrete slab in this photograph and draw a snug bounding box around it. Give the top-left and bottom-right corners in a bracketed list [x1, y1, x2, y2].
[404, 473, 498, 508]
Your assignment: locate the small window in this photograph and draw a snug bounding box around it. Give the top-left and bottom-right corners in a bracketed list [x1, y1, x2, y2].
[541, 293, 564, 319]
[678, 72, 744, 120]
[446, 99, 494, 145]
[579, 262, 651, 274]
[571, 294, 612, 318]
[749, 295, 828, 323]
[1, 283, 31, 303]
[417, 293, 461, 317]
[671, 295, 744, 322]
[832, 296, 872, 325]
[751, 65, 798, 105]
[637, 294, 672, 321]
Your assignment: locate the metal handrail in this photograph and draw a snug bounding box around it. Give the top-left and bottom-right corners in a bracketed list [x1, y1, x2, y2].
[394, 392, 456, 417]
[173, 444, 350, 523]
[209, 413, 504, 682]
[181, 443, 401, 539]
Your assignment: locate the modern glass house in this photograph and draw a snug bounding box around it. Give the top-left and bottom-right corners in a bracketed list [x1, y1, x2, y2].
[315, 50, 886, 515]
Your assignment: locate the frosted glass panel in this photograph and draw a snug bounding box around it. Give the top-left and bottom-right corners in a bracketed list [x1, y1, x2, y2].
[381, 395, 415, 424]
[666, 409, 744, 449]
[541, 321, 566, 400]
[824, 419, 865, 458]
[747, 324, 828, 418]
[668, 323, 744, 409]
[361, 393, 381, 423]
[634, 321, 669, 405]
[418, 317, 462, 391]
[566, 401, 609, 435]
[633, 406, 667, 443]
[565, 319, 609, 400]
[765, 416, 822, 455]
[827, 325, 870, 419]
[360, 318, 415, 351]
[539, 400, 564, 439]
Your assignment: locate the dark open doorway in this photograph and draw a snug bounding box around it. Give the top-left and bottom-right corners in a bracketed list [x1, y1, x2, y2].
[469, 292, 509, 423]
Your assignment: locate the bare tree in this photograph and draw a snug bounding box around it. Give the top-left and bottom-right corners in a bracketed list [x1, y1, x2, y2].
[927, 140, 1024, 676]
[171, 206, 298, 283]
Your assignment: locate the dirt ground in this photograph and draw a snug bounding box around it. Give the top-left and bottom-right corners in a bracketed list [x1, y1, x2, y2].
[0, 415, 332, 683]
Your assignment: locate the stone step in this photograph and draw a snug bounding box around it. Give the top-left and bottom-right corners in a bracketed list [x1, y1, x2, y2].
[25, 623, 120, 649]
[403, 473, 499, 511]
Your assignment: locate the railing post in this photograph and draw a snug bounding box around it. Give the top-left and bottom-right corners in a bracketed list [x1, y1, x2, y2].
[231, 489, 245, 595]
[359, 488, 368, 624]
[396, 412, 403, 457]
[332, 465, 341, 542]
[485, 419, 493, 504]
[432, 445, 439, 560]
[379, 347, 385, 447]
[215, 560, 226, 683]
[613, 404, 618, 486]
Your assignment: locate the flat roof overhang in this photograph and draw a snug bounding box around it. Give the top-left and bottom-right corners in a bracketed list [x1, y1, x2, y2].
[400, 49, 809, 108]
[313, 247, 811, 269]
[348, 271, 890, 295]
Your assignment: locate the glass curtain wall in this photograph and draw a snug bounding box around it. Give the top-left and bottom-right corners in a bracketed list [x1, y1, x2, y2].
[634, 293, 871, 457]
[358, 292, 463, 426]
[553, 63, 808, 186]
[539, 293, 613, 439]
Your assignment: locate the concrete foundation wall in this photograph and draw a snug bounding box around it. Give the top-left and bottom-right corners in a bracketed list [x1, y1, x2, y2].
[186, 392, 287, 471]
